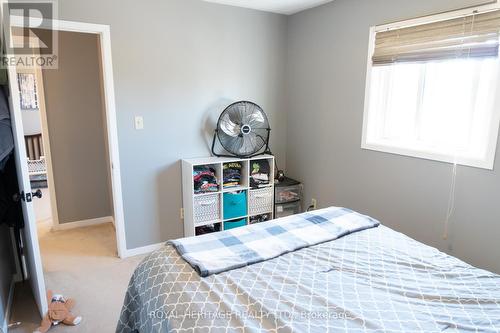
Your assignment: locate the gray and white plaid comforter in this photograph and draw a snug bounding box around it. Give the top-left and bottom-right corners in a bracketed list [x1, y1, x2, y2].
[169, 207, 379, 277]
[117, 215, 500, 332]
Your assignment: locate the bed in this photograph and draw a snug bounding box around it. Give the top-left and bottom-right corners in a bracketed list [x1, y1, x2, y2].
[116, 207, 500, 332]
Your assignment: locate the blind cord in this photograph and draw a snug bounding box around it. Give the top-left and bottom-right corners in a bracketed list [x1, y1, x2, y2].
[442, 13, 475, 241]
[443, 162, 457, 240]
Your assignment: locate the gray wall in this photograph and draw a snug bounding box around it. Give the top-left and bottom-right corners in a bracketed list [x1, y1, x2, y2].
[55, 0, 288, 248]
[286, 0, 500, 274]
[42, 31, 113, 223]
[51, 0, 498, 274]
[0, 225, 15, 330]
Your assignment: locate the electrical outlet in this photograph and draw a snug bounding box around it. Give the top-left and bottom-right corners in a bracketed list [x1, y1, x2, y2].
[311, 198, 317, 210]
[180, 208, 184, 219]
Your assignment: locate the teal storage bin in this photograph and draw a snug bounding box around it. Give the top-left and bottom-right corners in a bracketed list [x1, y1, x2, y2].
[224, 218, 247, 230]
[223, 191, 247, 219]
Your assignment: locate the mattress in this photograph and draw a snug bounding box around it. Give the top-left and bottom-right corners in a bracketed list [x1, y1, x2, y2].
[117, 225, 500, 332]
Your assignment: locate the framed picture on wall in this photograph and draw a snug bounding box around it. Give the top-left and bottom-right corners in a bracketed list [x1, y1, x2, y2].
[17, 73, 39, 110]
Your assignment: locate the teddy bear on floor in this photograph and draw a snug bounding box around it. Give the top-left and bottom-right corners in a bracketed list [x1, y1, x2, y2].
[34, 290, 82, 333]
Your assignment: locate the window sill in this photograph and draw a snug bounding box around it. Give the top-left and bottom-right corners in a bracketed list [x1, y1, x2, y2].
[361, 142, 495, 170]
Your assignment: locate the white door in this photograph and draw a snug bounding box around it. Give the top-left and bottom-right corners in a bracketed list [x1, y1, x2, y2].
[4, 52, 48, 316]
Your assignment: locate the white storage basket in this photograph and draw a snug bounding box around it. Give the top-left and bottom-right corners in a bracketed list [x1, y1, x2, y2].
[249, 187, 274, 216]
[193, 194, 220, 224]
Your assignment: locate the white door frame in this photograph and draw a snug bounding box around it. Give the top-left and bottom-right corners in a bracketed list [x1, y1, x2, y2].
[10, 16, 128, 258]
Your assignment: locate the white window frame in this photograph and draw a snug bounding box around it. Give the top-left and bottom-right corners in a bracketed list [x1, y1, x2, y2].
[361, 2, 500, 170]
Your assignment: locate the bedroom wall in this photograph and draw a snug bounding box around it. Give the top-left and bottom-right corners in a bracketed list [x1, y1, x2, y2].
[55, 0, 288, 248]
[41, 31, 113, 224]
[286, 0, 500, 274]
[0, 225, 15, 331]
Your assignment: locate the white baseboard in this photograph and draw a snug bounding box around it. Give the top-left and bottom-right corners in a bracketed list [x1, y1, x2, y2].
[52, 216, 114, 231]
[122, 242, 165, 258]
[2, 275, 15, 333]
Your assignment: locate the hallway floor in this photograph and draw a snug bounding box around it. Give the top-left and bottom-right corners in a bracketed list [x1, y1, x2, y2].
[9, 222, 145, 333]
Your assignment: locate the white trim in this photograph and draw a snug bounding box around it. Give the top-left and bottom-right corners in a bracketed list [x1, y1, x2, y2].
[1, 276, 15, 333]
[51, 216, 114, 231]
[9, 17, 128, 258]
[361, 26, 376, 156]
[1, 16, 127, 316]
[98, 24, 128, 259]
[51, 20, 127, 258]
[361, 142, 496, 169]
[9, 15, 108, 34]
[122, 242, 165, 258]
[361, 3, 500, 170]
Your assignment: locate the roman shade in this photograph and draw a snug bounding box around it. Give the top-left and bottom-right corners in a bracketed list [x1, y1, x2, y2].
[372, 9, 500, 65]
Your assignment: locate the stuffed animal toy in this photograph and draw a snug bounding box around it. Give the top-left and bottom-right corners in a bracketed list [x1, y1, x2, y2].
[34, 290, 82, 333]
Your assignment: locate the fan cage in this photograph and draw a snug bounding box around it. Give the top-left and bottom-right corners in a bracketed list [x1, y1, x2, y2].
[211, 101, 272, 158]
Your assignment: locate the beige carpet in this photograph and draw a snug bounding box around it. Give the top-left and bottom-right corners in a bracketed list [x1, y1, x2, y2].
[10, 222, 146, 333]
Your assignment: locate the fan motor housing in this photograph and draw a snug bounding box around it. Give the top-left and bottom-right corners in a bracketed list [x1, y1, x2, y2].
[240, 124, 252, 135]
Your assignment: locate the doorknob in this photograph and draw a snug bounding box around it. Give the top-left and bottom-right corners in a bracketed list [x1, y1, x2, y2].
[13, 189, 42, 203]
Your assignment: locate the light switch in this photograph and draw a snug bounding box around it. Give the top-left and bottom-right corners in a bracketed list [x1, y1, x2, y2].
[134, 116, 144, 130]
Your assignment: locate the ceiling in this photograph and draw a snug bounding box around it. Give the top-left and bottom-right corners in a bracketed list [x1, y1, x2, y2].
[202, 0, 334, 15]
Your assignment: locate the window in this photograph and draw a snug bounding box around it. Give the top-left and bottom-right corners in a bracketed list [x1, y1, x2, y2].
[362, 6, 500, 169]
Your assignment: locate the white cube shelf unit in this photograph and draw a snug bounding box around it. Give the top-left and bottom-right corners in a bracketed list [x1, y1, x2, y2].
[182, 155, 275, 237]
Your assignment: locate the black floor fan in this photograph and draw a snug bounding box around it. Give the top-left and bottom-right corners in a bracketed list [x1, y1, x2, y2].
[211, 101, 272, 158]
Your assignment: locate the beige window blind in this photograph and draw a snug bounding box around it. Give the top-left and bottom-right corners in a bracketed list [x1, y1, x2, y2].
[372, 10, 500, 65]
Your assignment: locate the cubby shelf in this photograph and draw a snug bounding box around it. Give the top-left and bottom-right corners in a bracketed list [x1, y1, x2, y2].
[222, 186, 247, 193]
[193, 191, 221, 197]
[182, 155, 275, 237]
[196, 220, 222, 227]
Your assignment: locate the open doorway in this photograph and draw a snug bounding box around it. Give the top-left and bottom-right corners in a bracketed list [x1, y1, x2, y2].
[16, 28, 119, 274]
[4, 15, 139, 329]
[21, 30, 116, 233]
[4, 17, 130, 330]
